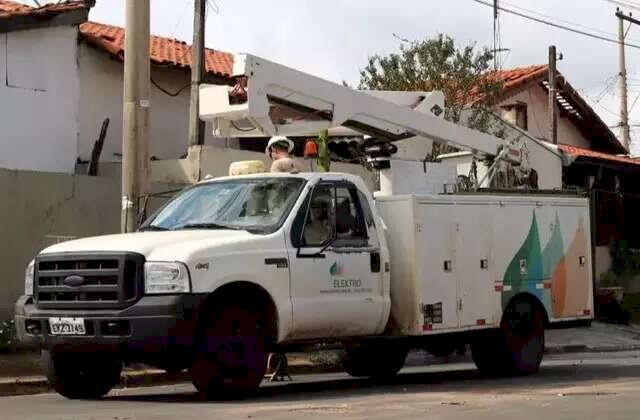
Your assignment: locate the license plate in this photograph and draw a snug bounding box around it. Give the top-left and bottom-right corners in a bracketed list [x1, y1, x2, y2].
[49, 317, 86, 335]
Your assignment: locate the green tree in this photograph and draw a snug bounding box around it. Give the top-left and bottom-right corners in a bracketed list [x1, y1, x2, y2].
[358, 34, 505, 159]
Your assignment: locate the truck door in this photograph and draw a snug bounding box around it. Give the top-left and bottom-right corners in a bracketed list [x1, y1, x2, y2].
[288, 181, 385, 340]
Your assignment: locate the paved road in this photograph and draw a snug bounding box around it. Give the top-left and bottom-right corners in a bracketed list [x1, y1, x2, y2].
[3, 351, 640, 420]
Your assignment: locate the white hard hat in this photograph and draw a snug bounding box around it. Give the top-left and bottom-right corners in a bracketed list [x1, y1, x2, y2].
[266, 135, 294, 156]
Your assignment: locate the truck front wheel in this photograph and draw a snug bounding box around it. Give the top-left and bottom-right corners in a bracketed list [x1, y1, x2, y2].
[191, 303, 268, 398]
[42, 350, 122, 399]
[342, 341, 408, 379]
[471, 299, 545, 376]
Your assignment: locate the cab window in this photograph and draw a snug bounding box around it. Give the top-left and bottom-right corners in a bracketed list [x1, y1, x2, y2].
[296, 182, 369, 248]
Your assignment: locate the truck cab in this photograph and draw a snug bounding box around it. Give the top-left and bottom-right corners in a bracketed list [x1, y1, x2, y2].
[15, 172, 392, 398]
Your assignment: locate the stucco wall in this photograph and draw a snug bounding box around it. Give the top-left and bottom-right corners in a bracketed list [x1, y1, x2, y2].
[0, 26, 80, 173]
[0, 168, 121, 319]
[78, 45, 223, 164]
[498, 87, 591, 149]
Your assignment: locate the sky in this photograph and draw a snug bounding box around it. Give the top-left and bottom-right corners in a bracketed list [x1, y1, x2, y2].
[18, 0, 640, 139]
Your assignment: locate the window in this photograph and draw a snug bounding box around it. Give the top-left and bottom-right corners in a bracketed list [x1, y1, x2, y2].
[302, 185, 333, 247]
[298, 182, 370, 248]
[500, 102, 528, 130]
[142, 178, 305, 234]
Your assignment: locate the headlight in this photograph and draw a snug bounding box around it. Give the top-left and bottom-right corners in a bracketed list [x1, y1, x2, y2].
[144, 262, 191, 294]
[25, 260, 35, 296]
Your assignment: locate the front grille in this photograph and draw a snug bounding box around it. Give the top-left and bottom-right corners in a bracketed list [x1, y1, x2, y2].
[34, 253, 144, 310]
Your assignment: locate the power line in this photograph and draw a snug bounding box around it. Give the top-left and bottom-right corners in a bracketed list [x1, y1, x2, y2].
[601, 0, 640, 13]
[470, 0, 640, 49]
[501, 0, 637, 41]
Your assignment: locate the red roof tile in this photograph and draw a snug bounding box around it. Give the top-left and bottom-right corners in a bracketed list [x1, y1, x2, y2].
[558, 144, 640, 166]
[466, 64, 548, 105]
[0, 0, 30, 15]
[79, 21, 234, 78]
[0, 0, 89, 19]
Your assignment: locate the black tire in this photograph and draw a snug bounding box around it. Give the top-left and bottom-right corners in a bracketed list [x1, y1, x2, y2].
[471, 299, 545, 377]
[342, 341, 408, 379]
[191, 303, 268, 399]
[42, 350, 122, 399]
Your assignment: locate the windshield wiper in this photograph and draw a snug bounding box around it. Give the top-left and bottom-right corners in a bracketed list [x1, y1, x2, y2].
[139, 225, 170, 232]
[175, 222, 241, 230]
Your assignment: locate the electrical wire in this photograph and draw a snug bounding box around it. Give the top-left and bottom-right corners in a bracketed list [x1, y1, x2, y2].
[230, 120, 256, 132]
[169, 0, 190, 40]
[470, 0, 640, 49]
[151, 78, 191, 97]
[501, 0, 640, 41]
[629, 89, 640, 111]
[601, 0, 640, 13]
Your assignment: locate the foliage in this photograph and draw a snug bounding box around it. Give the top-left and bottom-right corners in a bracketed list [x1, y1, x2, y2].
[599, 240, 640, 288]
[0, 319, 16, 353]
[621, 293, 640, 322]
[358, 34, 505, 160]
[610, 239, 640, 277]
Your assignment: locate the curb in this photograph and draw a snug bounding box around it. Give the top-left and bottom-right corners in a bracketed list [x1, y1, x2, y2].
[0, 362, 338, 397]
[3, 344, 640, 397]
[544, 343, 640, 354]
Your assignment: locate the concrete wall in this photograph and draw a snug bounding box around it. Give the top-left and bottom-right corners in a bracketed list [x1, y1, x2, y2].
[595, 246, 612, 285]
[498, 87, 591, 149]
[0, 26, 80, 173]
[0, 168, 121, 319]
[78, 45, 225, 164]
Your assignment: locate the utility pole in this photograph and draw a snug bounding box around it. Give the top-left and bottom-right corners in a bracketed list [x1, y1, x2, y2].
[548, 45, 558, 145]
[493, 0, 498, 70]
[188, 0, 207, 148]
[121, 0, 150, 233]
[616, 8, 637, 151]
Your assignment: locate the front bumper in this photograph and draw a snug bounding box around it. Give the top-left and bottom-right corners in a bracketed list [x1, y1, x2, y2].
[14, 294, 207, 357]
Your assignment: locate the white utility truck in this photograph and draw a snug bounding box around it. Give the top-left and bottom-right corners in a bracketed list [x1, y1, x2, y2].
[15, 54, 593, 399]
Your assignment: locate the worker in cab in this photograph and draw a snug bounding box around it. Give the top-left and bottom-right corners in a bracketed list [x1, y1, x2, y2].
[266, 136, 304, 173]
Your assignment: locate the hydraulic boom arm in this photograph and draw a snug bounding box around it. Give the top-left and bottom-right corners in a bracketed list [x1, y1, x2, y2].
[199, 53, 503, 156]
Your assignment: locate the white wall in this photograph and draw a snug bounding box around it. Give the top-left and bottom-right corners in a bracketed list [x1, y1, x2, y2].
[498, 86, 591, 149]
[78, 45, 224, 164]
[0, 26, 80, 173]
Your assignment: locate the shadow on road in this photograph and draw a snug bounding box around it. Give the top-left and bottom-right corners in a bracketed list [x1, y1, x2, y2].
[104, 362, 640, 405]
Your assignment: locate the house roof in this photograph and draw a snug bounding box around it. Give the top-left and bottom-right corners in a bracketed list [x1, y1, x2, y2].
[559, 144, 640, 167]
[79, 21, 234, 79]
[470, 64, 626, 155]
[0, 0, 89, 19]
[0, 0, 90, 31]
[466, 65, 548, 106]
[0, 0, 30, 16]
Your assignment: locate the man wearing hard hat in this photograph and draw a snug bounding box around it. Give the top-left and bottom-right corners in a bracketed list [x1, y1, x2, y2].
[266, 136, 304, 173]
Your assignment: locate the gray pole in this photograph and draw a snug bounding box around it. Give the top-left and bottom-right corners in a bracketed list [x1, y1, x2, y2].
[122, 0, 150, 233]
[617, 9, 631, 151]
[548, 45, 558, 145]
[188, 0, 206, 148]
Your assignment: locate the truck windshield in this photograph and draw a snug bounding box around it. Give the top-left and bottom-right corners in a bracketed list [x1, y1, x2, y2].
[142, 178, 306, 234]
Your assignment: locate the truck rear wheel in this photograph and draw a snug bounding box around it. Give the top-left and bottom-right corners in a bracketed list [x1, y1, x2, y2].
[342, 341, 408, 379]
[191, 303, 268, 398]
[42, 350, 122, 399]
[471, 299, 545, 376]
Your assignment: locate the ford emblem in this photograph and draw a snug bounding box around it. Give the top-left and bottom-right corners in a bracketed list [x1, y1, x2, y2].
[63, 275, 86, 287]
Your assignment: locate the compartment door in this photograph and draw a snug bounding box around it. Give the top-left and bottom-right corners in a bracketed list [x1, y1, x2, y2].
[416, 202, 458, 331]
[456, 204, 494, 327]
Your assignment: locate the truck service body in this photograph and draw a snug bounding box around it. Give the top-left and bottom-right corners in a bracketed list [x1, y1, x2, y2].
[14, 54, 593, 399]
